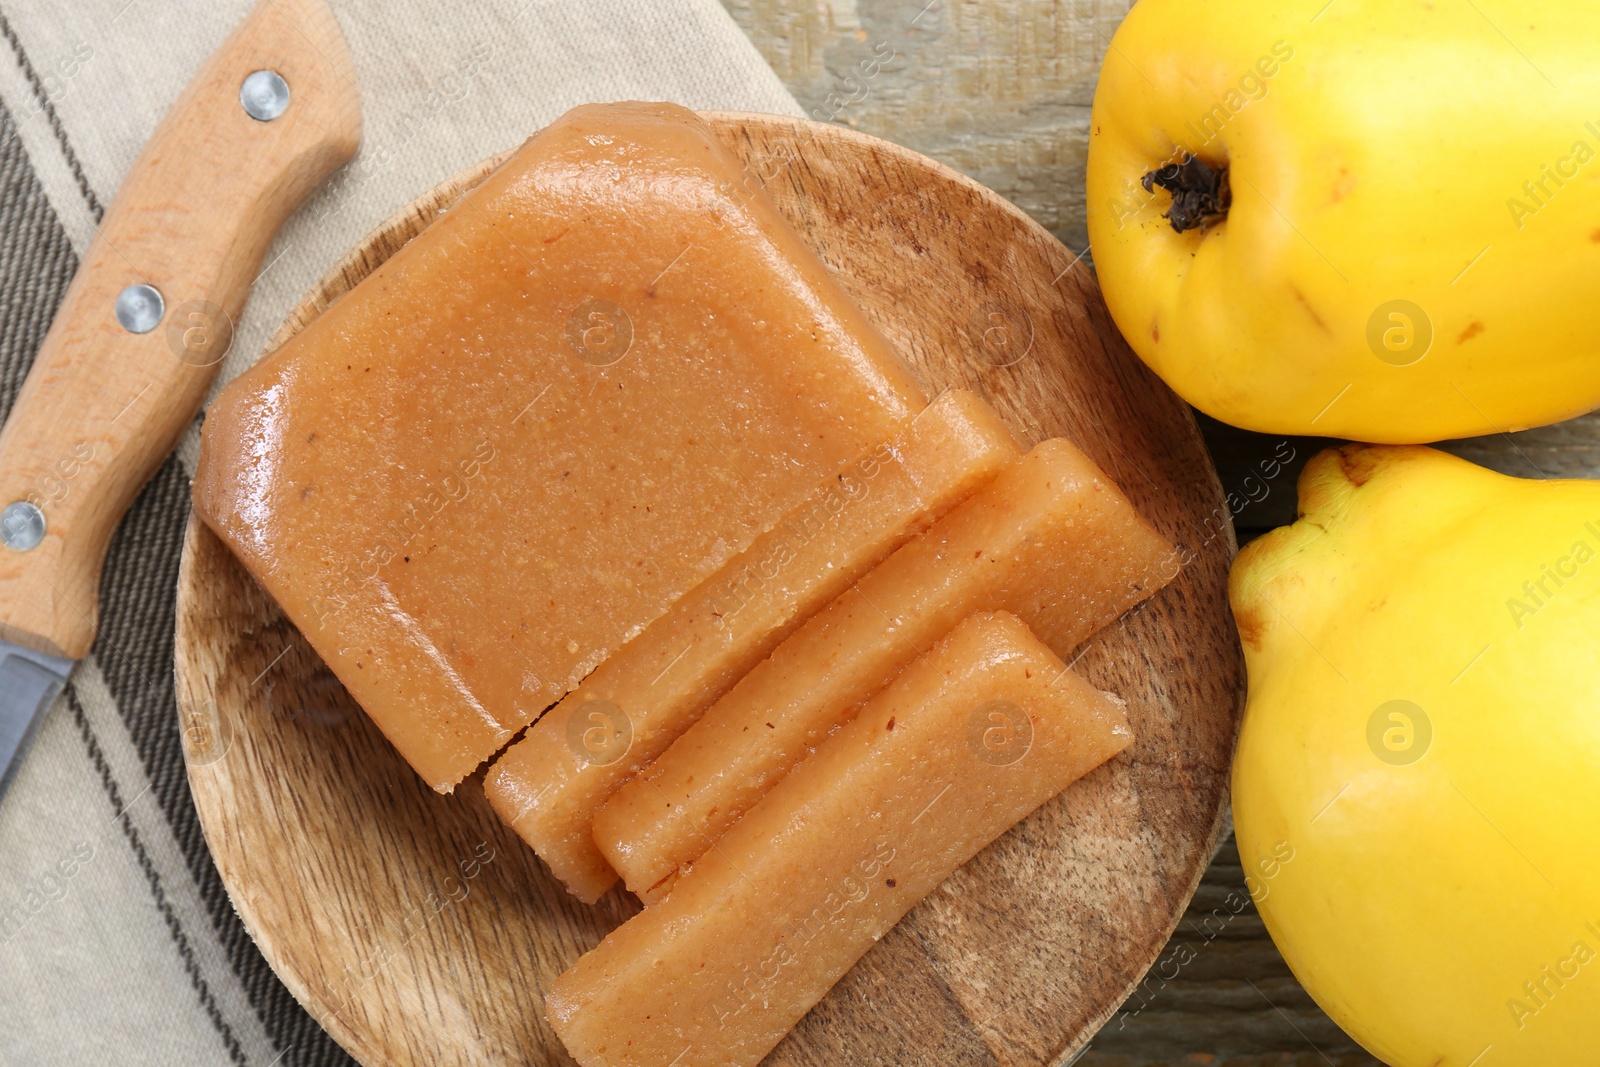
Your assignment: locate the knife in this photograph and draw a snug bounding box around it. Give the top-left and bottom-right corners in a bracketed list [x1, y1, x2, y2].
[0, 0, 361, 801]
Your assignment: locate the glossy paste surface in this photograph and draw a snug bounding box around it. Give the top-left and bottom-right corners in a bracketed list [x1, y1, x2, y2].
[595, 439, 1178, 901]
[193, 102, 925, 789]
[485, 389, 1020, 901]
[547, 610, 1132, 1067]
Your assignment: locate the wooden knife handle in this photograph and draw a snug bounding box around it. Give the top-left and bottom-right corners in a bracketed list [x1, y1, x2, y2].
[0, 0, 360, 658]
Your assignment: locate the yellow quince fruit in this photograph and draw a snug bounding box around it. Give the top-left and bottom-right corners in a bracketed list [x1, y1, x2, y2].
[1087, 0, 1600, 442]
[1230, 444, 1600, 1065]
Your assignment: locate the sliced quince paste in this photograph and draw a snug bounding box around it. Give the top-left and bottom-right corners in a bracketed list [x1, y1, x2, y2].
[547, 610, 1134, 1067]
[191, 101, 926, 791]
[485, 388, 1021, 902]
[593, 438, 1178, 902]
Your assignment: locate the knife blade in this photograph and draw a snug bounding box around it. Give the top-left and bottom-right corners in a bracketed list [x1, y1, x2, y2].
[0, 0, 361, 801]
[0, 641, 73, 800]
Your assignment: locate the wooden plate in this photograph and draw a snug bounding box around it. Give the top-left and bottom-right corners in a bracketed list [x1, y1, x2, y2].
[174, 113, 1243, 1067]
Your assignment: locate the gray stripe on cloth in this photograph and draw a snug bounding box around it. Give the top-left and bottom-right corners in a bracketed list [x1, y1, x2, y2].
[63, 680, 249, 1067]
[0, 1, 804, 1063]
[0, 89, 76, 428]
[0, 93, 350, 1065]
[93, 458, 356, 1067]
[0, 5, 103, 222]
[0, 684, 253, 1066]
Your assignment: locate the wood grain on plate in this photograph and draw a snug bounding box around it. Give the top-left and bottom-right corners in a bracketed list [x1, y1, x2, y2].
[174, 113, 1243, 1067]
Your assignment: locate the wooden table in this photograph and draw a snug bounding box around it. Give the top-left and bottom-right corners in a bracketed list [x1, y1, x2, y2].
[725, 2, 1599, 1061]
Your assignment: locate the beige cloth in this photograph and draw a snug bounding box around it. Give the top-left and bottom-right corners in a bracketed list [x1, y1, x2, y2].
[0, 2, 797, 1064]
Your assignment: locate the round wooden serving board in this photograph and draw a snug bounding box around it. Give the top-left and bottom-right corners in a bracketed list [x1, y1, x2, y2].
[174, 113, 1243, 1067]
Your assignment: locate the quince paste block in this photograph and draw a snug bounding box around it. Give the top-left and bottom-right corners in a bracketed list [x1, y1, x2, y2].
[594, 439, 1178, 902]
[547, 610, 1133, 1067]
[191, 101, 926, 791]
[484, 389, 1020, 901]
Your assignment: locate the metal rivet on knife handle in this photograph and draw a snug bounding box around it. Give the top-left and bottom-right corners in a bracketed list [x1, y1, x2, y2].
[0, 502, 45, 552]
[239, 69, 290, 121]
[115, 283, 165, 333]
[0, 0, 361, 666]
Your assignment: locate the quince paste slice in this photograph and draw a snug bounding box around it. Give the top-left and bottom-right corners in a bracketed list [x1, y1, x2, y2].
[192, 102, 925, 790]
[485, 388, 1021, 901]
[594, 439, 1178, 902]
[547, 610, 1133, 1067]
